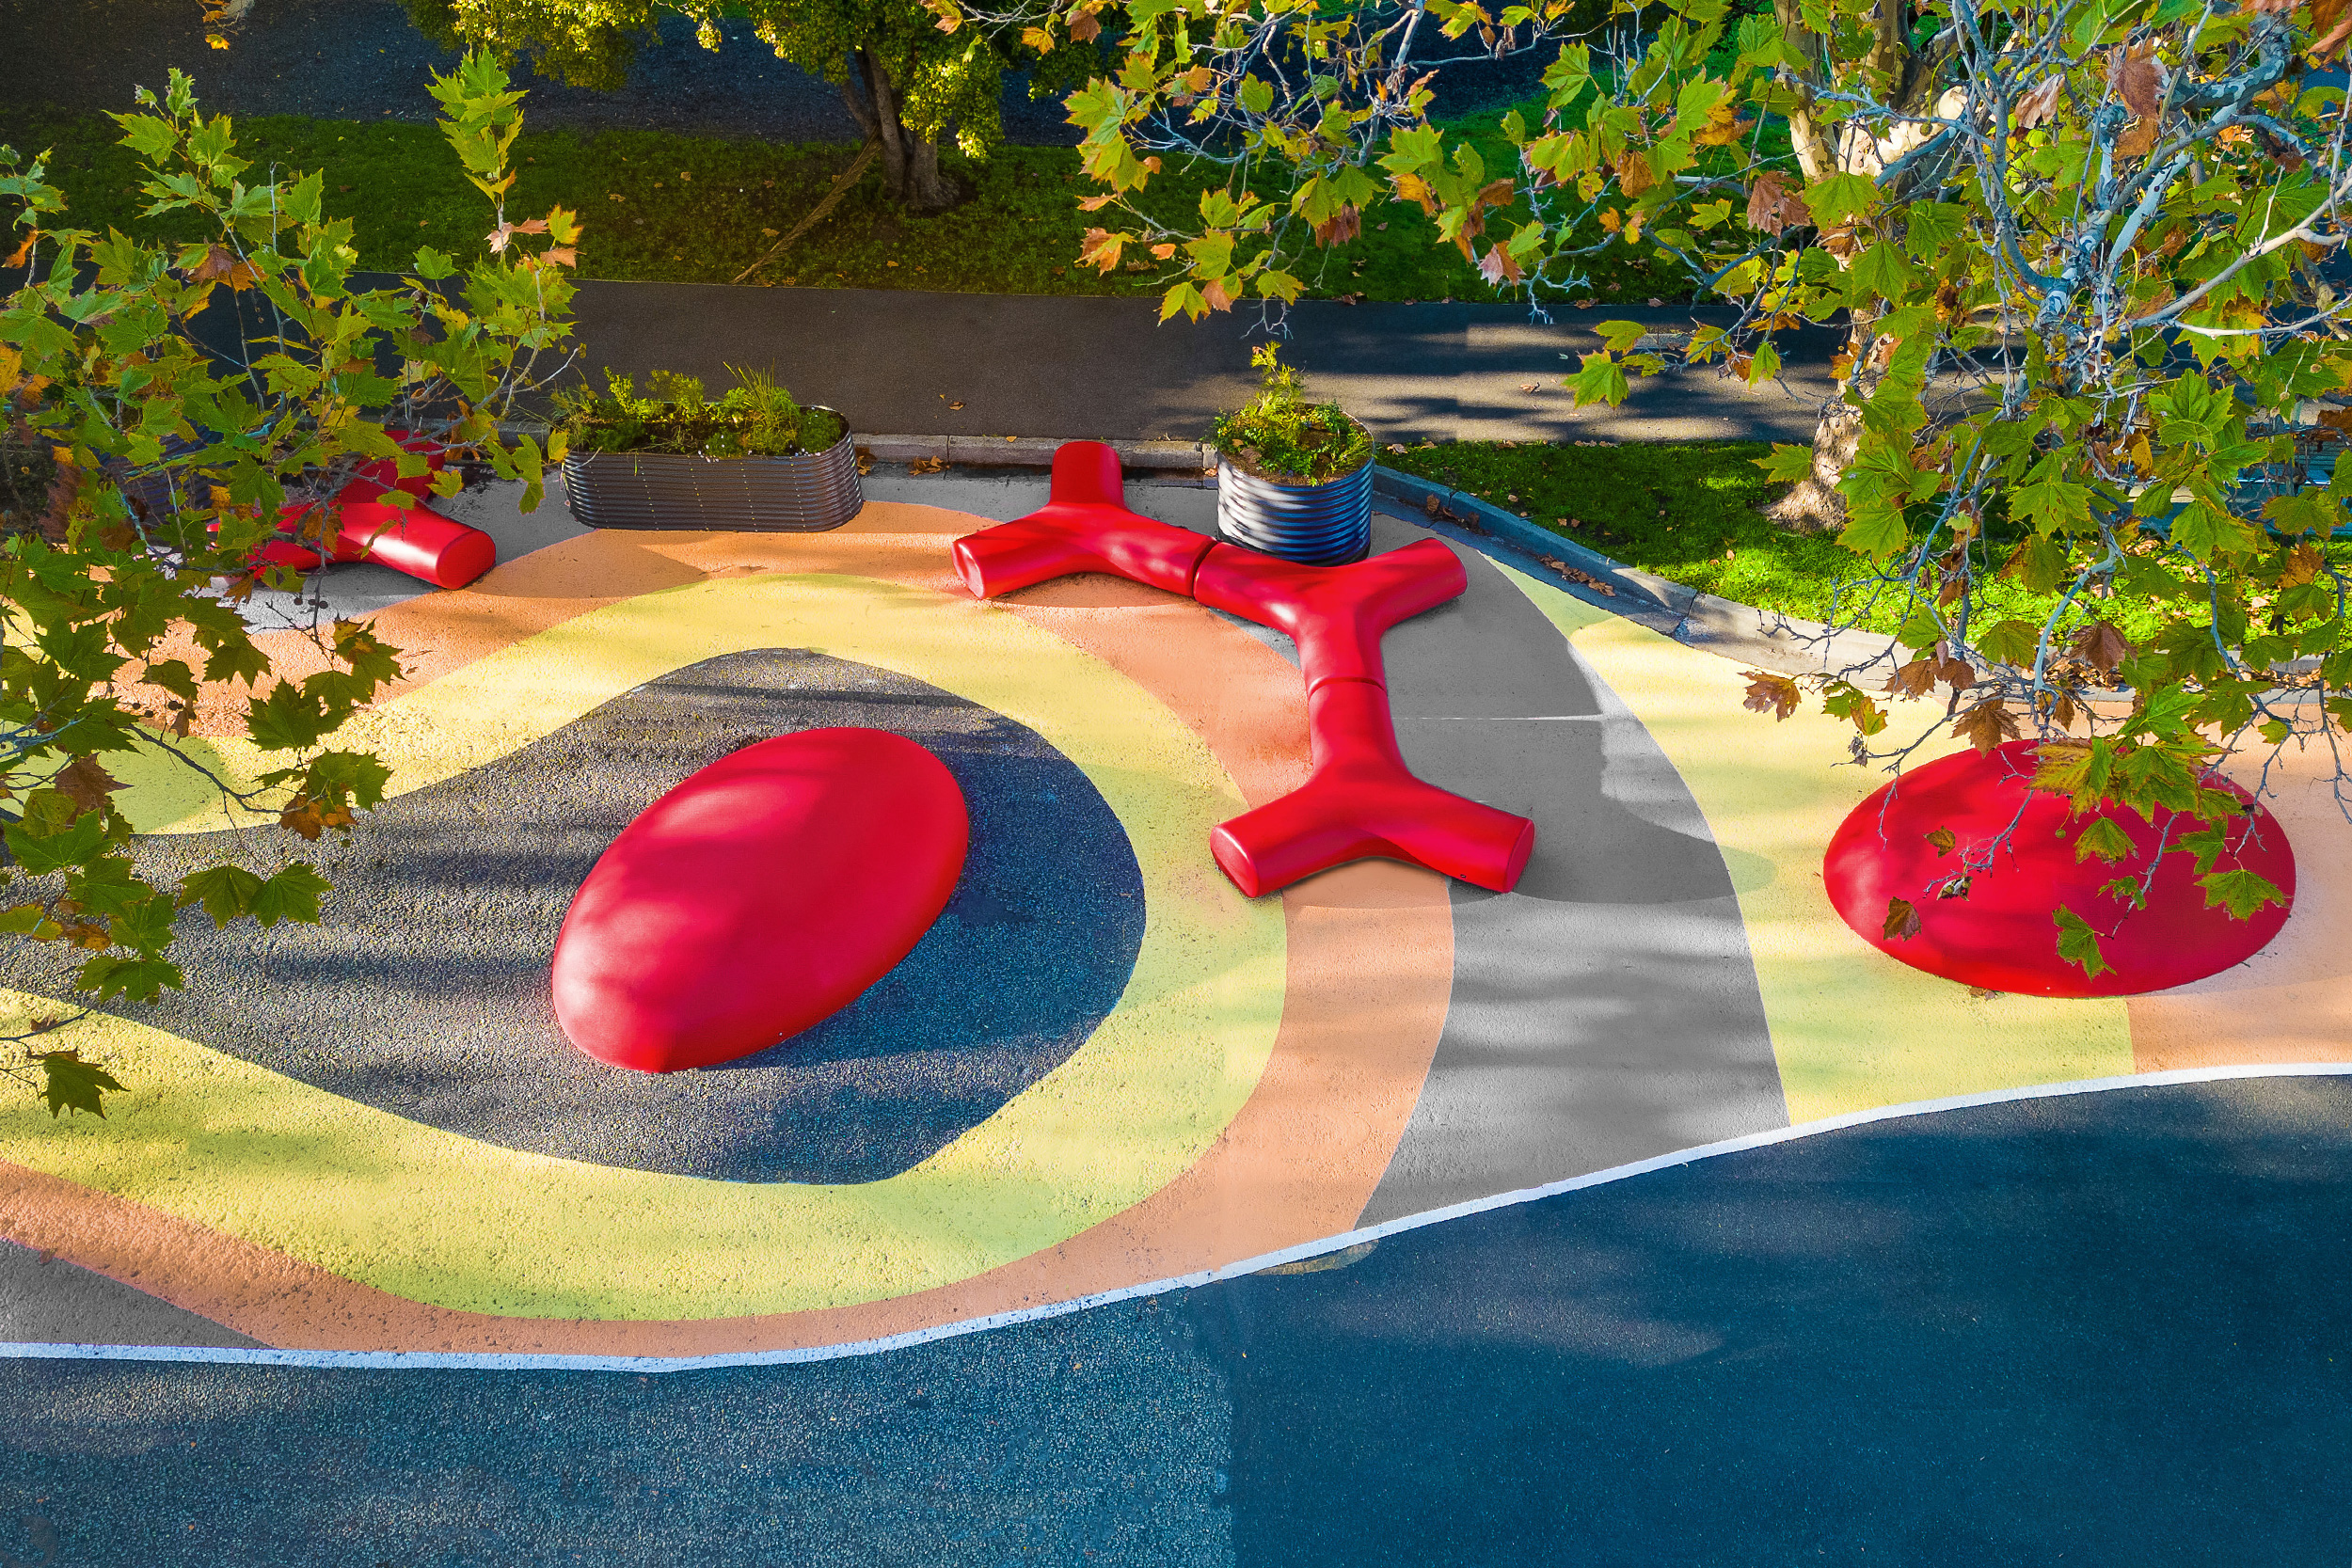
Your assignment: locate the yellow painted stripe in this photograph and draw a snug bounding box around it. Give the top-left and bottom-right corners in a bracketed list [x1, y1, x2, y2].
[3, 575, 1285, 1321]
[1494, 564, 2134, 1120]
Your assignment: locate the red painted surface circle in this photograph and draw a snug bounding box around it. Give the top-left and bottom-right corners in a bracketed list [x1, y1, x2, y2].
[1823, 739, 2296, 997]
[551, 728, 970, 1072]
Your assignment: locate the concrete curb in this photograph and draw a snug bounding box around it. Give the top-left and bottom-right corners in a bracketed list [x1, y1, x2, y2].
[1366, 465, 1899, 678]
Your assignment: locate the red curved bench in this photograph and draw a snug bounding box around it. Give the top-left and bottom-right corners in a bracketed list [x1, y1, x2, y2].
[262, 435, 498, 591]
[952, 442, 1534, 895]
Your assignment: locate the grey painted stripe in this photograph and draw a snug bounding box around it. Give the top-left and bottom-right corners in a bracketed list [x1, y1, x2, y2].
[1359, 513, 1788, 1226]
[6, 1063, 2346, 1373]
[0, 1241, 261, 1352]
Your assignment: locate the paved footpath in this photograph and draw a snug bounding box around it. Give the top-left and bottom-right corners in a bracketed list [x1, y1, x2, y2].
[570, 284, 1841, 448]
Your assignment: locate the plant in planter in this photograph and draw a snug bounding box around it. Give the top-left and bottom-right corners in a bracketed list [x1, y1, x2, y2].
[555, 367, 862, 531]
[1213, 345, 1375, 566]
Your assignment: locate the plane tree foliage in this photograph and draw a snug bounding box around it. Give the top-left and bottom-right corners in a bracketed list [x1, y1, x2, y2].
[948, 0, 2352, 976]
[0, 53, 577, 1115]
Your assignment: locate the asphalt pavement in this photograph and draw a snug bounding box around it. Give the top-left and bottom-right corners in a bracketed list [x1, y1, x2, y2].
[6, 1074, 2349, 1565]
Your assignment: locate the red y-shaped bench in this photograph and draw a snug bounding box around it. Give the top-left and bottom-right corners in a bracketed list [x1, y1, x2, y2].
[952, 442, 1535, 896]
[258, 434, 497, 591]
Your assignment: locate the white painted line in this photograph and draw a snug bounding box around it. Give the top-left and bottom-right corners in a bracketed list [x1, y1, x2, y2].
[7, 1061, 2349, 1374]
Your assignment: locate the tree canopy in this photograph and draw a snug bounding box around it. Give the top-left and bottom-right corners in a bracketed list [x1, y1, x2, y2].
[1, 52, 577, 1113]
[954, 0, 2352, 975]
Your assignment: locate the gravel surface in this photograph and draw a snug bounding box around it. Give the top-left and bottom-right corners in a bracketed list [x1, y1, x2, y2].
[11, 650, 1147, 1184]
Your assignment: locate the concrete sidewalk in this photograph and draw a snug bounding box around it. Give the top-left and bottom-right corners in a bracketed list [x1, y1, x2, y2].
[568, 282, 1842, 448]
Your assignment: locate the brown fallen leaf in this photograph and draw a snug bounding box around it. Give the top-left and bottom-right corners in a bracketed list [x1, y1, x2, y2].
[1883, 896, 1923, 942]
[1927, 826, 1957, 857]
[1537, 556, 1617, 596]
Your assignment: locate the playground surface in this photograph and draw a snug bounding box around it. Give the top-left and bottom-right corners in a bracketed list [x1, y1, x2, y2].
[4, 470, 2352, 1561]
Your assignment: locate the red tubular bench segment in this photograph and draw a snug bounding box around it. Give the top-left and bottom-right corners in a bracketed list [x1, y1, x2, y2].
[1207, 678, 1534, 896]
[952, 510, 1216, 600]
[951, 440, 1536, 895]
[1191, 538, 1469, 690]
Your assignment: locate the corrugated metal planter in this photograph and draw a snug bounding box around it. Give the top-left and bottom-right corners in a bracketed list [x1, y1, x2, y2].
[1216, 454, 1374, 566]
[562, 414, 862, 531]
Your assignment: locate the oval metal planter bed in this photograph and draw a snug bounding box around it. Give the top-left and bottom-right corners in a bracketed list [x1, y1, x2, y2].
[562, 414, 863, 532]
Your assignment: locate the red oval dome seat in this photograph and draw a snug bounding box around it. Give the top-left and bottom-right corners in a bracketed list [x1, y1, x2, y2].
[551, 728, 970, 1072]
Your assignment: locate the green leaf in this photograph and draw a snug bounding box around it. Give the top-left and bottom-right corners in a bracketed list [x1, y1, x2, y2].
[2053, 907, 2112, 978]
[74, 952, 183, 1004]
[4, 808, 109, 877]
[1976, 618, 2043, 667]
[1837, 503, 1910, 562]
[181, 863, 263, 928]
[2010, 471, 2094, 536]
[2006, 534, 2072, 593]
[2198, 866, 2285, 920]
[37, 1051, 124, 1118]
[107, 892, 180, 956]
[244, 680, 330, 752]
[250, 863, 330, 927]
[2072, 816, 2138, 863]
[1159, 282, 1206, 322]
[2170, 501, 2265, 562]
[1849, 243, 1912, 304]
[284, 168, 324, 228]
[1801, 171, 1877, 228]
[1595, 319, 1648, 354]
[1903, 202, 1968, 261]
[1893, 605, 1946, 651]
[1570, 352, 1630, 407]
[1757, 443, 1815, 483]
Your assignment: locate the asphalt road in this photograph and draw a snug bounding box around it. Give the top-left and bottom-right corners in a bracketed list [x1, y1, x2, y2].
[569, 285, 1846, 447]
[6, 1075, 2350, 1565]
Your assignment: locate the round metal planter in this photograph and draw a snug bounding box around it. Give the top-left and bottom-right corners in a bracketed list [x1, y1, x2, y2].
[1216, 454, 1374, 566]
[561, 414, 862, 532]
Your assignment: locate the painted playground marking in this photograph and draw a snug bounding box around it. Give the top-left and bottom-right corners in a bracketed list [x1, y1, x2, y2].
[9, 1061, 2346, 1373]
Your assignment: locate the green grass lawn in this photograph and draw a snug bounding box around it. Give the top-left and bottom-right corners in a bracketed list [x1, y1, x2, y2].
[0, 103, 1684, 303]
[1381, 439, 2235, 646]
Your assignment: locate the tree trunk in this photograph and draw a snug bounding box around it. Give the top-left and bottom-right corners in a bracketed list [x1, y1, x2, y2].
[1767, 391, 1867, 533]
[1761, 0, 1956, 532]
[838, 48, 966, 214]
